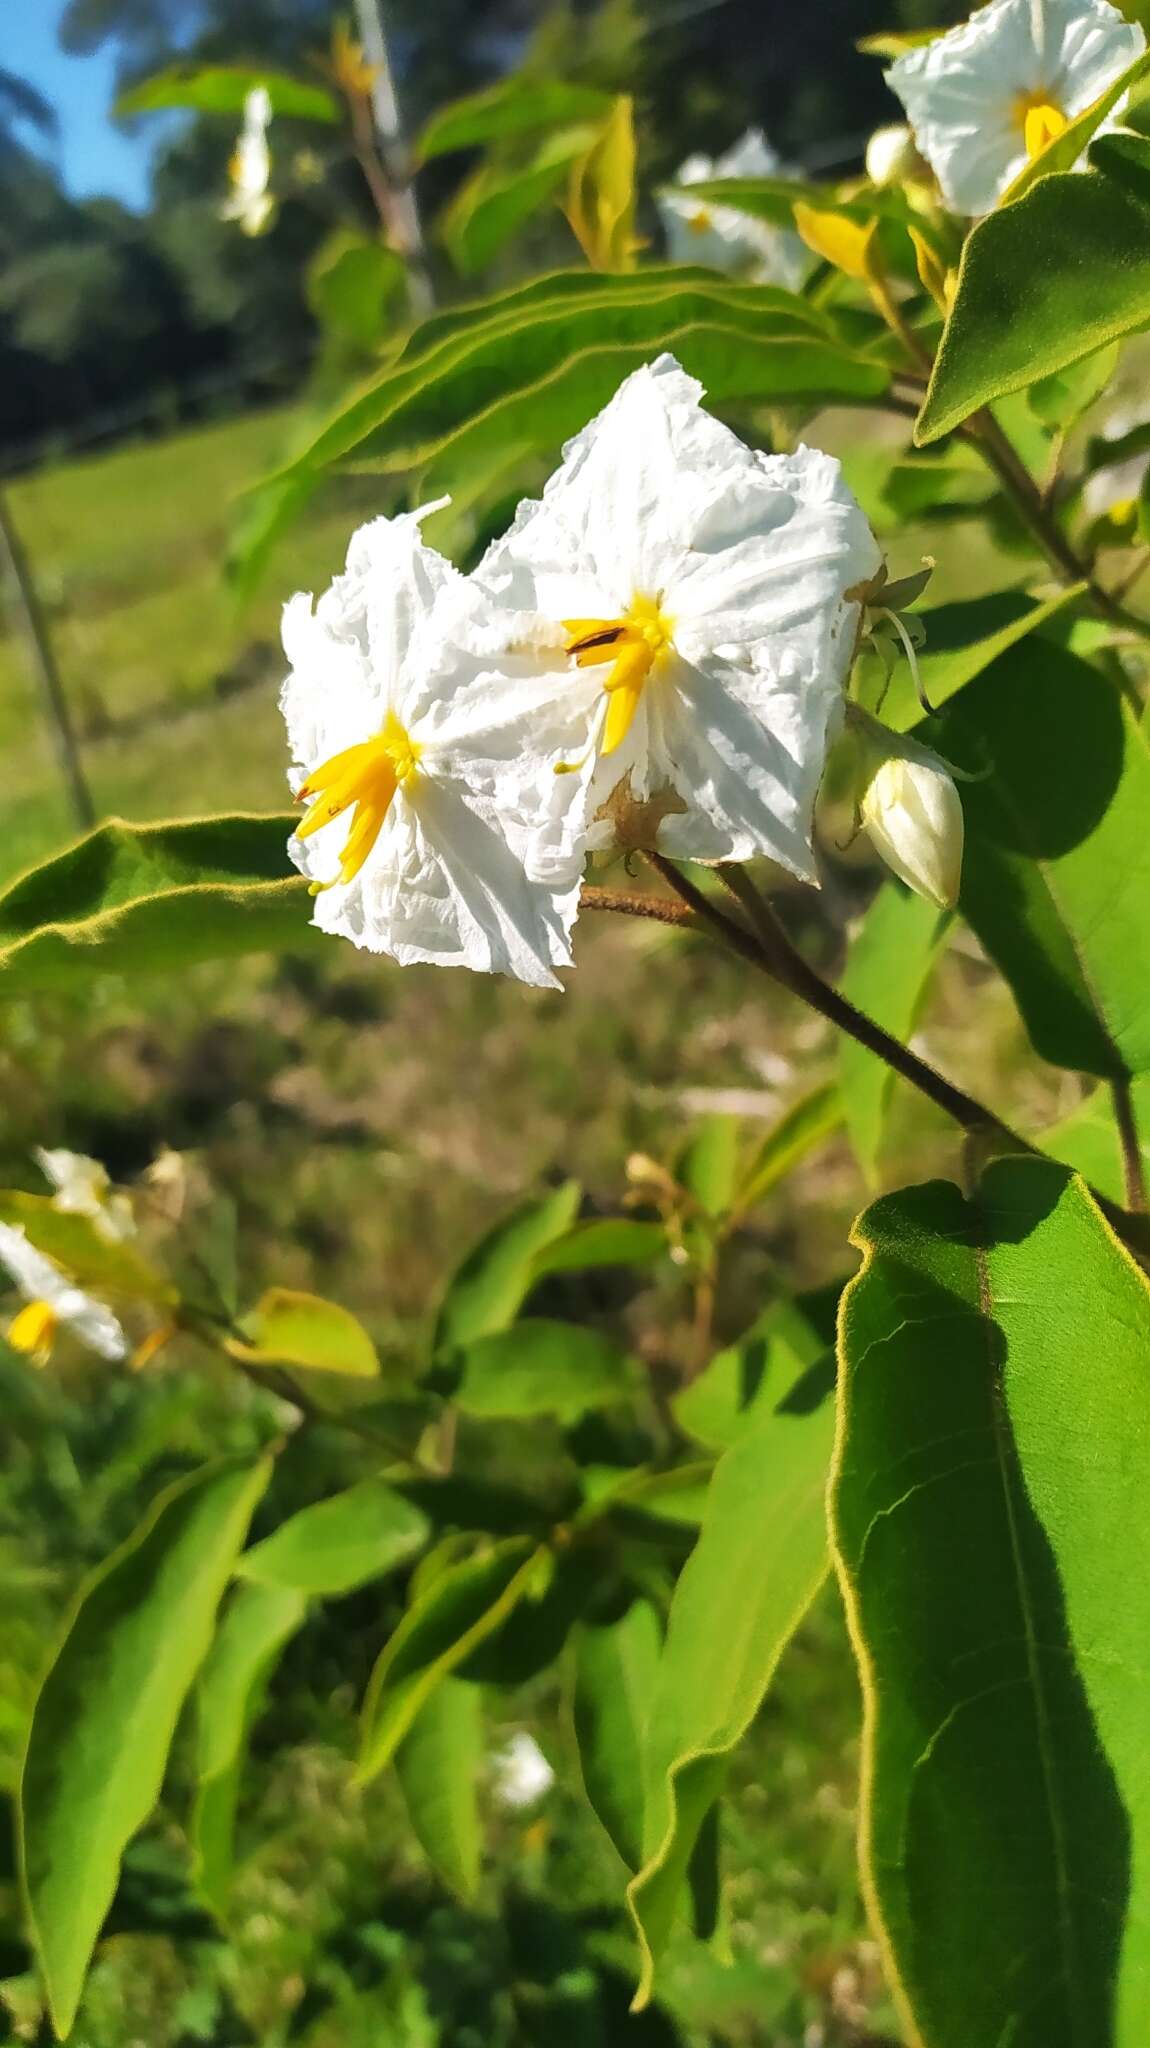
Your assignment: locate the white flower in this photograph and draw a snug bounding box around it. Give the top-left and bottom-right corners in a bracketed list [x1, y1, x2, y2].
[859, 731, 964, 909]
[657, 129, 810, 286]
[221, 84, 275, 236]
[491, 1732, 555, 1810]
[280, 505, 586, 988]
[0, 1222, 128, 1365]
[887, 0, 1144, 215]
[1082, 401, 1149, 518]
[865, 123, 922, 187]
[472, 355, 881, 878]
[35, 1147, 134, 1240]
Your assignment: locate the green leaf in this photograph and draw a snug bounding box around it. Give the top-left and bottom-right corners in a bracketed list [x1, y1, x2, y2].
[1039, 1076, 1150, 1206]
[456, 1319, 633, 1420]
[289, 272, 887, 482]
[0, 814, 313, 993]
[573, 1600, 661, 1870]
[0, 1191, 174, 1306]
[733, 1083, 844, 1215]
[671, 1288, 838, 1453]
[117, 63, 340, 123]
[830, 1159, 1150, 2048]
[416, 76, 612, 160]
[1000, 46, 1150, 204]
[860, 585, 1087, 733]
[227, 469, 319, 608]
[19, 1454, 272, 2037]
[530, 1218, 668, 1276]
[677, 173, 835, 227]
[239, 1478, 429, 1595]
[394, 1678, 483, 1902]
[677, 1115, 741, 1217]
[442, 128, 597, 274]
[916, 163, 1150, 443]
[856, 28, 944, 56]
[839, 886, 945, 1184]
[627, 1377, 837, 2004]
[233, 1288, 379, 1378]
[432, 1182, 580, 1360]
[307, 233, 405, 351]
[190, 1580, 306, 1917]
[359, 1539, 541, 1782]
[936, 639, 1150, 1078]
[1028, 342, 1119, 432]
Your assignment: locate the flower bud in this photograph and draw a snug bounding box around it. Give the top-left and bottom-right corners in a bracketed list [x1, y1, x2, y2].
[860, 737, 964, 910]
[865, 123, 920, 188]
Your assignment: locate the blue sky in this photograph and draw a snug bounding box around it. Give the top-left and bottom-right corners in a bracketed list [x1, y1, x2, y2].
[7, 1, 156, 208]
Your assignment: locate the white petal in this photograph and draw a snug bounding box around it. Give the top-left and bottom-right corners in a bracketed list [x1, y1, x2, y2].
[0, 1222, 128, 1360]
[888, 0, 1143, 213]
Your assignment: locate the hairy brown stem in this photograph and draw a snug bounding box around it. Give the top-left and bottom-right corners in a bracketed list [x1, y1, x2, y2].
[581, 881, 699, 930]
[1112, 1078, 1147, 1213]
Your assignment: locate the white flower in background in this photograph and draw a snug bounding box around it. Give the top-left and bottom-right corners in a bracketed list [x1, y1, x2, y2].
[865, 122, 923, 187]
[281, 506, 586, 988]
[859, 729, 965, 909]
[221, 84, 275, 236]
[0, 1223, 128, 1365]
[35, 1147, 134, 1240]
[1083, 401, 1149, 519]
[491, 1732, 555, 1810]
[887, 0, 1144, 214]
[657, 129, 810, 286]
[473, 355, 881, 878]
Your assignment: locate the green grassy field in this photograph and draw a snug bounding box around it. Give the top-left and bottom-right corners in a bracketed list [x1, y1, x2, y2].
[0, 406, 1055, 2046]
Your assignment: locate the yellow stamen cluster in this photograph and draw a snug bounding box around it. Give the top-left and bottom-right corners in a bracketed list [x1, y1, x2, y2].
[8, 1298, 59, 1365]
[686, 206, 714, 235]
[561, 595, 674, 769]
[1013, 90, 1068, 159]
[296, 710, 421, 891]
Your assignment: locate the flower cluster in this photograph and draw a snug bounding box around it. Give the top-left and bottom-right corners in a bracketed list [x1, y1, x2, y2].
[280, 356, 903, 985]
[886, 0, 1143, 215]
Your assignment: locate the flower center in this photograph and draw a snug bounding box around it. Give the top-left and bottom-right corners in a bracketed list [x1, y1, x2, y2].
[295, 709, 421, 890]
[562, 596, 674, 763]
[1012, 91, 1067, 160]
[686, 205, 713, 234]
[8, 1298, 59, 1364]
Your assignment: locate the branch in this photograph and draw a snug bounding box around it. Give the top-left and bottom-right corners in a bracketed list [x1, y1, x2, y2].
[1112, 1077, 1147, 1213]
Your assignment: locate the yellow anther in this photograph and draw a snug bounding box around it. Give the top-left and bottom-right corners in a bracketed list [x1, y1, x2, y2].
[686, 206, 713, 235]
[1013, 92, 1068, 159]
[8, 1298, 60, 1365]
[561, 596, 674, 765]
[296, 710, 421, 889]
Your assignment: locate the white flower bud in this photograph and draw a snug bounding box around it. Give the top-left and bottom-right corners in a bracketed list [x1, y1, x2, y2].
[860, 739, 964, 910]
[865, 123, 920, 188]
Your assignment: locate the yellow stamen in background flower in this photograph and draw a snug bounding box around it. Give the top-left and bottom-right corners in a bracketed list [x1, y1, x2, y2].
[8, 1298, 59, 1364]
[296, 710, 421, 890]
[1013, 91, 1068, 158]
[559, 595, 674, 770]
[687, 206, 713, 234]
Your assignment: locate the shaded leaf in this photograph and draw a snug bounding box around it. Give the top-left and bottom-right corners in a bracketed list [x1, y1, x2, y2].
[456, 1319, 633, 1420]
[839, 886, 945, 1184]
[442, 128, 597, 274]
[627, 1378, 836, 2003]
[239, 1478, 429, 1595]
[733, 1083, 844, 1216]
[531, 1218, 668, 1277]
[0, 815, 314, 993]
[191, 1580, 306, 1917]
[573, 1600, 661, 1869]
[416, 76, 611, 160]
[671, 1288, 839, 1453]
[432, 1183, 580, 1360]
[937, 639, 1150, 1078]
[19, 1455, 272, 2037]
[677, 1116, 740, 1218]
[858, 585, 1086, 733]
[359, 1540, 541, 1781]
[830, 1159, 1150, 2048]
[394, 1678, 483, 1901]
[308, 232, 404, 351]
[0, 1191, 173, 1307]
[1039, 1076, 1150, 1206]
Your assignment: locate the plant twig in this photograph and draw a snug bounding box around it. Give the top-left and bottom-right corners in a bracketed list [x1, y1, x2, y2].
[1112, 1077, 1147, 1213]
[581, 881, 700, 930]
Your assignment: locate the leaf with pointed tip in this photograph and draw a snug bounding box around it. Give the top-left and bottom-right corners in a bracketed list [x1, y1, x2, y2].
[239, 1479, 429, 1595]
[572, 1600, 661, 1870]
[394, 1679, 484, 1901]
[432, 1183, 581, 1361]
[733, 1084, 844, 1216]
[416, 76, 611, 160]
[118, 64, 339, 123]
[232, 1288, 379, 1379]
[191, 1580, 307, 1917]
[19, 1455, 273, 2037]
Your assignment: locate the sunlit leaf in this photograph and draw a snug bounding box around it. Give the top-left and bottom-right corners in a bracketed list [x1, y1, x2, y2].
[20, 1455, 272, 2036]
[432, 1182, 581, 1360]
[239, 1478, 429, 1595]
[416, 75, 611, 160]
[456, 1319, 634, 1420]
[831, 1159, 1150, 2048]
[394, 1678, 484, 1901]
[839, 886, 945, 1184]
[232, 1288, 379, 1378]
[573, 1600, 661, 1869]
[117, 64, 340, 123]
